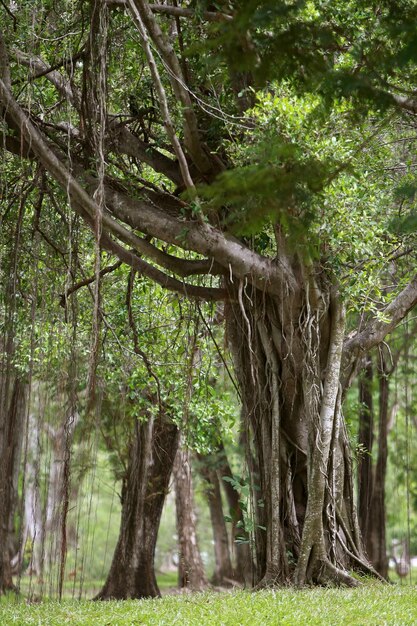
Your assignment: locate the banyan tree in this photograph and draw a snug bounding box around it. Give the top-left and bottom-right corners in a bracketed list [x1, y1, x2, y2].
[2, 0, 417, 594]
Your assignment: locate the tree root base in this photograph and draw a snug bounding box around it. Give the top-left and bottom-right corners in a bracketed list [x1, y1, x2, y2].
[0, 582, 19, 596]
[253, 573, 290, 591]
[314, 560, 360, 588]
[93, 588, 161, 601]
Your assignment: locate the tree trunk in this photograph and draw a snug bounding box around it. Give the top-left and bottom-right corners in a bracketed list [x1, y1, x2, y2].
[173, 443, 208, 591]
[216, 442, 253, 585]
[42, 410, 79, 587]
[356, 349, 393, 579]
[0, 378, 27, 594]
[226, 278, 372, 587]
[12, 412, 43, 578]
[357, 357, 374, 545]
[198, 455, 235, 586]
[96, 413, 179, 599]
[364, 354, 390, 579]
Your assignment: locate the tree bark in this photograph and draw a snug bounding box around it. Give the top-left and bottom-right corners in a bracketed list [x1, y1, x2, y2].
[96, 413, 179, 599]
[226, 278, 371, 587]
[364, 354, 390, 579]
[198, 455, 235, 586]
[216, 443, 253, 585]
[0, 378, 27, 594]
[12, 412, 43, 578]
[41, 410, 79, 586]
[173, 443, 208, 591]
[357, 357, 374, 545]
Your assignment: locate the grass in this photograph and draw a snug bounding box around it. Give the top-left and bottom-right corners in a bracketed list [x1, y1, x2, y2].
[1, 584, 417, 625]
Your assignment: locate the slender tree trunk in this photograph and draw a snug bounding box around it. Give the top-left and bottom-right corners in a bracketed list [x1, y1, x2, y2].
[42, 409, 79, 584]
[96, 414, 179, 599]
[0, 378, 27, 594]
[216, 443, 253, 584]
[226, 276, 372, 587]
[357, 357, 374, 544]
[364, 354, 390, 579]
[12, 412, 43, 577]
[356, 349, 394, 579]
[173, 443, 208, 590]
[198, 455, 235, 586]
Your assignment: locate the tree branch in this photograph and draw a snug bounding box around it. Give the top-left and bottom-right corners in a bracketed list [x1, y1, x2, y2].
[10, 47, 184, 186]
[107, 1, 233, 22]
[0, 77, 291, 298]
[343, 274, 417, 357]
[127, 0, 213, 175]
[12, 48, 78, 107]
[0, 78, 182, 268]
[126, 1, 196, 190]
[108, 123, 183, 186]
[83, 174, 224, 277]
[0, 77, 226, 301]
[0, 32, 11, 88]
[99, 231, 226, 300]
[59, 261, 122, 307]
[12, 48, 84, 84]
[104, 184, 295, 295]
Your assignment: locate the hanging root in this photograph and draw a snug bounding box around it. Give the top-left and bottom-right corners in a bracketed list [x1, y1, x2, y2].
[335, 509, 387, 582]
[336, 531, 387, 583]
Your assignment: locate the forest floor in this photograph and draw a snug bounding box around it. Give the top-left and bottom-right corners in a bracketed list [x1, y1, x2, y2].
[1, 584, 417, 625]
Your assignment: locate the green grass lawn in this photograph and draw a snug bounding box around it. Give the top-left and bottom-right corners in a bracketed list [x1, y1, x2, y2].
[1, 585, 417, 625]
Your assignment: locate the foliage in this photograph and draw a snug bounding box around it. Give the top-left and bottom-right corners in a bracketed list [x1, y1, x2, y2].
[222, 474, 264, 542]
[3, 0, 417, 595]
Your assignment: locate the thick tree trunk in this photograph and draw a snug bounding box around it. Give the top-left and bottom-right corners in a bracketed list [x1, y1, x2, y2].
[198, 455, 235, 586]
[0, 378, 27, 594]
[226, 278, 372, 587]
[173, 443, 208, 590]
[96, 414, 179, 599]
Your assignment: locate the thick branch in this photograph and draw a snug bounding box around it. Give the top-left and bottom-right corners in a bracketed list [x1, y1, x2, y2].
[0, 77, 291, 297]
[98, 231, 226, 300]
[108, 123, 183, 186]
[104, 185, 295, 296]
[83, 175, 223, 277]
[0, 78, 225, 300]
[344, 274, 417, 357]
[108, 1, 233, 22]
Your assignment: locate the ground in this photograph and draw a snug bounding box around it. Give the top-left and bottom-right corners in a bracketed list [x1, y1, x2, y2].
[1, 585, 417, 625]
